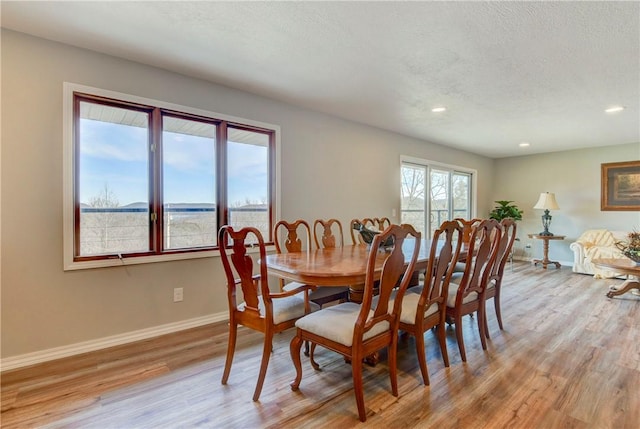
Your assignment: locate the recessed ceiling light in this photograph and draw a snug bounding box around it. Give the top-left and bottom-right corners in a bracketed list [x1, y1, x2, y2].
[605, 106, 625, 113]
[519, 142, 530, 147]
[431, 107, 447, 113]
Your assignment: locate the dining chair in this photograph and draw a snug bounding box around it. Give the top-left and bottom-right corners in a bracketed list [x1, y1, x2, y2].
[218, 225, 319, 401]
[313, 218, 345, 249]
[290, 224, 421, 422]
[275, 219, 347, 308]
[483, 218, 517, 338]
[395, 220, 462, 385]
[452, 218, 482, 272]
[350, 218, 375, 244]
[312, 218, 350, 305]
[373, 217, 391, 231]
[445, 219, 502, 362]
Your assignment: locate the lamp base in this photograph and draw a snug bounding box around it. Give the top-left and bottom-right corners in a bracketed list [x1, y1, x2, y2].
[538, 231, 554, 236]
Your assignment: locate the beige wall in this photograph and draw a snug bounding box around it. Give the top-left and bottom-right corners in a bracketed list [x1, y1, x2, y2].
[1, 31, 495, 358]
[492, 143, 640, 262]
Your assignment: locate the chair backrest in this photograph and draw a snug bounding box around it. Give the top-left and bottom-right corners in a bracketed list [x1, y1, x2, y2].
[313, 218, 344, 249]
[373, 217, 391, 231]
[419, 220, 463, 310]
[357, 224, 421, 339]
[350, 218, 375, 244]
[454, 218, 482, 244]
[453, 219, 502, 304]
[218, 225, 270, 318]
[491, 218, 518, 280]
[274, 219, 312, 254]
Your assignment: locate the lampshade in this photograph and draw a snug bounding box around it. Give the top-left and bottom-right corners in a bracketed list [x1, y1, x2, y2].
[533, 192, 559, 210]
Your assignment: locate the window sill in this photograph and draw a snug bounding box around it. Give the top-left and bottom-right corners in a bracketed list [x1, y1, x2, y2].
[63, 244, 275, 271]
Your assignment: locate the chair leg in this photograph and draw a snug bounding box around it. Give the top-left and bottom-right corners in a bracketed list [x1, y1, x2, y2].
[253, 331, 272, 402]
[389, 334, 399, 396]
[415, 331, 430, 385]
[221, 321, 237, 385]
[477, 308, 487, 351]
[351, 355, 367, 422]
[495, 290, 504, 330]
[290, 332, 304, 391]
[483, 302, 491, 339]
[309, 343, 321, 370]
[454, 317, 467, 362]
[436, 323, 450, 367]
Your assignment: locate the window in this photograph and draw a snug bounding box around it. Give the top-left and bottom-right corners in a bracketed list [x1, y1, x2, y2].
[64, 84, 279, 269]
[401, 158, 475, 238]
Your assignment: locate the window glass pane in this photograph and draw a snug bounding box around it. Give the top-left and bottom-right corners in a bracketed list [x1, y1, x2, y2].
[453, 172, 471, 219]
[78, 101, 150, 256]
[401, 164, 426, 235]
[162, 116, 217, 250]
[227, 128, 270, 239]
[430, 169, 449, 236]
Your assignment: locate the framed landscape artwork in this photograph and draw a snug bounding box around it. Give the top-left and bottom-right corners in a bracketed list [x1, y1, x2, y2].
[601, 160, 640, 211]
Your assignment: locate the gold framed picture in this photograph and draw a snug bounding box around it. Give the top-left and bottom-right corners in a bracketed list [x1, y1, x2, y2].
[601, 160, 640, 211]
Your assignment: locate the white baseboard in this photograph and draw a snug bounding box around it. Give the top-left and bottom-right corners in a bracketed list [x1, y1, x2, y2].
[0, 311, 229, 372]
[513, 255, 574, 267]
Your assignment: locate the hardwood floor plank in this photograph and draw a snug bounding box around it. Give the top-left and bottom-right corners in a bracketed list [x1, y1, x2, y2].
[2, 263, 639, 428]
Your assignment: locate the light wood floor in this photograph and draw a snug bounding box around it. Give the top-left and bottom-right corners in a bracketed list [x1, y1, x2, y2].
[2, 262, 639, 428]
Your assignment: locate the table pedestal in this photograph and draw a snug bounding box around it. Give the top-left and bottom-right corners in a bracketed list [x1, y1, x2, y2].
[528, 234, 565, 269]
[606, 279, 640, 298]
[592, 258, 640, 299]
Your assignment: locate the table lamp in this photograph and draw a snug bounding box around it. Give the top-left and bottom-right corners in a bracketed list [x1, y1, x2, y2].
[533, 192, 559, 236]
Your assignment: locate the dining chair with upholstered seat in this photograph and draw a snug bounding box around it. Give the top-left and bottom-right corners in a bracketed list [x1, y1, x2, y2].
[373, 217, 391, 231]
[290, 224, 421, 422]
[218, 225, 319, 401]
[484, 218, 517, 338]
[395, 220, 463, 385]
[312, 218, 350, 305]
[453, 218, 482, 272]
[445, 218, 502, 362]
[275, 219, 348, 308]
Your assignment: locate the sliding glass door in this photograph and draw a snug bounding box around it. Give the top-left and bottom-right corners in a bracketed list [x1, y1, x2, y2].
[401, 160, 474, 238]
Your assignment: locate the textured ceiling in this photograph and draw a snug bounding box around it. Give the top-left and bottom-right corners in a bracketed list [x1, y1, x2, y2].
[2, 1, 639, 158]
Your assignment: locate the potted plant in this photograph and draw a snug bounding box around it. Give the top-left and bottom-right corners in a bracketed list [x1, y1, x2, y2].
[489, 200, 523, 221]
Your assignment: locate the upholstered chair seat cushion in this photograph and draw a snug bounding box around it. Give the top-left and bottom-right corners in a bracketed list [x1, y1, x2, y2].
[295, 302, 389, 347]
[371, 285, 438, 324]
[446, 282, 478, 307]
[240, 293, 320, 325]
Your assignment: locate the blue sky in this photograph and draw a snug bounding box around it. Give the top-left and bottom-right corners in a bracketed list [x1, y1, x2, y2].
[79, 120, 268, 206]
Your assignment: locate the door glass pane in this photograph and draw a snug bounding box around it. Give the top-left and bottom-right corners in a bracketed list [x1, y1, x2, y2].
[227, 128, 270, 240]
[430, 169, 449, 236]
[162, 116, 217, 250]
[401, 164, 426, 235]
[453, 172, 471, 219]
[78, 101, 150, 256]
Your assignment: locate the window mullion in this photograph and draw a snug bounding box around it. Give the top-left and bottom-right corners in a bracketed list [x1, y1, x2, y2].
[217, 122, 228, 236]
[151, 108, 163, 254]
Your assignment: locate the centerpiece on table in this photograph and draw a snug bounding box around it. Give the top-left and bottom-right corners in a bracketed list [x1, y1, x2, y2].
[352, 220, 394, 249]
[616, 231, 640, 264]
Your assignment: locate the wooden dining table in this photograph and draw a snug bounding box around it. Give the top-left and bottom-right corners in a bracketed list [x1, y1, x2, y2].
[265, 239, 462, 303]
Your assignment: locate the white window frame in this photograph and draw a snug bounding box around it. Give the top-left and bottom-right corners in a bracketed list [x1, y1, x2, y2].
[63, 82, 281, 270]
[400, 155, 477, 238]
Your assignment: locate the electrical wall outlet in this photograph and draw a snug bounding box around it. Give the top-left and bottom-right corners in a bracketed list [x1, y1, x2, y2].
[173, 287, 184, 302]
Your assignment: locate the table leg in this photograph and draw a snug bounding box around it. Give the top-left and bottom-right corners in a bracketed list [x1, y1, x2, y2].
[606, 279, 640, 298]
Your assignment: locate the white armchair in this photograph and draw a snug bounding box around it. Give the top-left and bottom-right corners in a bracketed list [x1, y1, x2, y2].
[570, 229, 627, 278]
